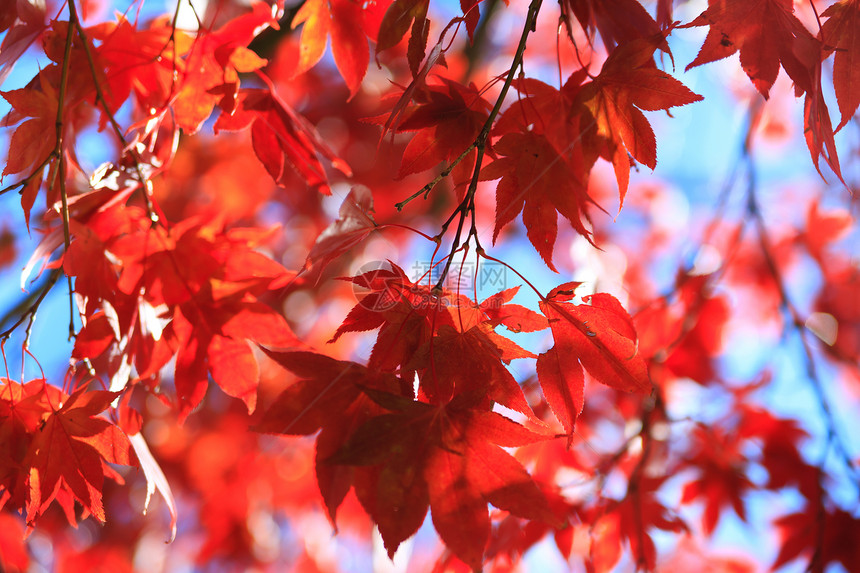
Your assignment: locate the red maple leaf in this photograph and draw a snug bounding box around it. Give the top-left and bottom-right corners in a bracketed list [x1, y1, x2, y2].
[172, 2, 276, 132]
[373, 77, 492, 187]
[0, 0, 46, 86]
[329, 395, 558, 569]
[253, 350, 405, 523]
[773, 505, 860, 571]
[493, 73, 590, 153]
[538, 283, 650, 441]
[329, 262, 451, 376]
[589, 477, 688, 571]
[560, 0, 664, 52]
[406, 322, 535, 414]
[479, 286, 549, 334]
[0, 379, 64, 513]
[25, 388, 137, 524]
[682, 0, 812, 99]
[88, 16, 192, 117]
[304, 185, 377, 273]
[214, 87, 351, 193]
[65, 210, 299, 420]
[821, 0, 860, 131]
[679, 426, 754, 535]
[1, 71, 58, 178]
[481, 131, 594, 271]
[376, 0, 430, 76]
[331, 263, 535, 412]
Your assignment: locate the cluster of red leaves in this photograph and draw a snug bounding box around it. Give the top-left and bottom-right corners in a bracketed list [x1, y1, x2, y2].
[252, 264, 651, 569]
[682, 0, 860, 183]
[66, 204, 299, 420]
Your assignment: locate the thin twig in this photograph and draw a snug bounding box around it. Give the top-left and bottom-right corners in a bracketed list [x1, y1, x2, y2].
[70, 2, 160, 224]
[742, 108, 860, 488]
[56, 0, 77, 340]
[0, 269, 64, 340]
[432, 0, 544, 290]
[747, 187, 860, 484]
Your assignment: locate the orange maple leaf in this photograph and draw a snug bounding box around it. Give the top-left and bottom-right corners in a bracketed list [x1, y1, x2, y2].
[292, 0, 371, 99]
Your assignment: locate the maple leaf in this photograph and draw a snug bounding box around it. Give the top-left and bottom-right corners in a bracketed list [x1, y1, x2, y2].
[538, 283, 650, 440]
[253, 350, 404, 522]
[253, 350, 402, 436]
[461, 0, 480, 41]
[590, 477, 688, 571]
[682, 0, 813, 99]
[331, 262, 535, 409]
[214, 87, 351, 193]
[171, 1, 278, 132]
[560, 0, 664, 53]
[773, 505, 860, 571]
[0, 0, 46, 87]
[66, 210, 299, 419]
[479, 286, 549, 334]
[801, 202, 853, 265]
[88, 2, 276, 134]
[634, 277, 730, 384]
[88, 16, 192, 116]
[304, 185, 376, 273]
[795, 36, 845, 184]
[1, 70, 58, 178]
[493, 72, 590, 154]
[576, 34, 703, 201]
[407, 323, 536, 414]
[329, 262, 453, 376]
[373, 77, 492, 185]
[821, 0, 860, 131]
[376, 0, 430, 76]
[330, 397, 558, 568]
[737, 406, 819, 499]
[480, 131, 594, 271]
[815, 267, 860, 363]
[291, 0, 370, 98]
[25, 388, 137, 524]
[169, 281, 299, 419]
[679, 426, 754, 536]
[0, 379, 63, 513]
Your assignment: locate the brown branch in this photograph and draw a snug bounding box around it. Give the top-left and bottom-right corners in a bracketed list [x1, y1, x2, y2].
[627, 395, 657, 571]
[0, 269, 64, 340]
[742, 108, 860, 489]
[432, 0, 544, 290]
